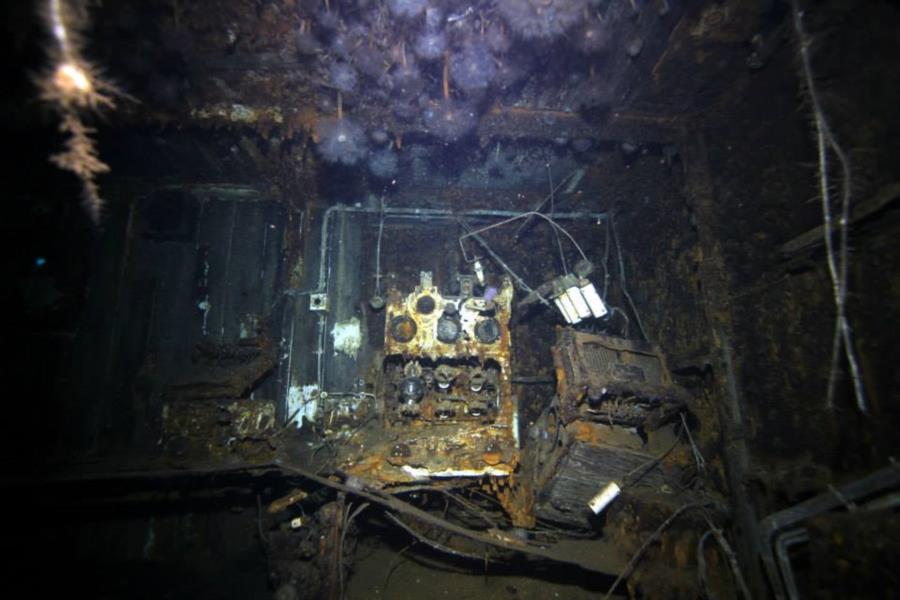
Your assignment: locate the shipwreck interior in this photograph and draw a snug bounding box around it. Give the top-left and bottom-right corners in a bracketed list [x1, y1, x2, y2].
[5, 0, 900, 598]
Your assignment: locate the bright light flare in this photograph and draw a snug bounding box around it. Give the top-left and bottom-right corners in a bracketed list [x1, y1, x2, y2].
[54, 61, 92, 95]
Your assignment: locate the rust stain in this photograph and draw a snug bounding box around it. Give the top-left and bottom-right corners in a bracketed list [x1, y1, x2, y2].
[483, 451, 503, 466]
[570, 420, 603, 445]
[488, 470, 536, 528]
[376, 274, 520, 481]
[268, 489, 309, 514]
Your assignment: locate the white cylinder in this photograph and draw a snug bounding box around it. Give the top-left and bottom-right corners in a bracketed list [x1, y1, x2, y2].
[580, 282, 609, 318]
[554, 296, 576, 324]
[566, 286, 592, 320]
[559, 293, 581, 324]
[473, 260, 485, 285]
[587, 481, 622, 515]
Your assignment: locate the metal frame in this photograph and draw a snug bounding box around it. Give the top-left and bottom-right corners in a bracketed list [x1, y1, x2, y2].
[759, 460, 900, 599]
[292, 204, 608, 408]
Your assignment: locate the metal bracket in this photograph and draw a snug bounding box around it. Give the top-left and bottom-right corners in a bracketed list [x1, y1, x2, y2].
[309, 293, 328, 312]
[457, 274, 475, 298]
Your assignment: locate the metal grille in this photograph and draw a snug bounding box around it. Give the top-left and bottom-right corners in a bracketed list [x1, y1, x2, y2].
[579, 341, 664, 385]
[581, 342, 617, 374]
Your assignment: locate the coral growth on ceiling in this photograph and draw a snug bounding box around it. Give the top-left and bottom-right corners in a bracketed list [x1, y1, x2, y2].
[114, 0, 668, 161]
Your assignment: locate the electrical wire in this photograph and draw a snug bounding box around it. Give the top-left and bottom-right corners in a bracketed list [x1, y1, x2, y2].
[603, 501, 714, 600]
[791, 0, 866, 413]
[513, 169, 584, 239]
[609, 306, 630, 338]
[374, 195, 385, 297]
[602, 215, 611, 299]
[620, 429, 683, 488]
[680, 412, 706, 474]
[459, 211, 589, 264]
[698, 514, 753, 600]
[545, 157, 569, 274]
[609, 211, 648, 341]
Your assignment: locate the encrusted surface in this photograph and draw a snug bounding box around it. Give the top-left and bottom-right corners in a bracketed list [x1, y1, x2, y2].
[342, 273, 519, 483]
[161, 398, 277, 462]
[383, 275, 515, 362]
[553, 328, 685, 428]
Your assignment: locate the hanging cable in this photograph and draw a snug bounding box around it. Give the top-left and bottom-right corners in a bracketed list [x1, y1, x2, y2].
[366, 196, 388, 310]
[459, 211, 589, 264]
[602, 214, 612, 300]
[609, 211, 648, 341]
[513, 169, 584, 240]
[609, 306, 631, 338]
[791, 0, 866, 413]
[456, 217, 547, 305]
[546, 156, 569, 274]
[375, 196, 385, 295]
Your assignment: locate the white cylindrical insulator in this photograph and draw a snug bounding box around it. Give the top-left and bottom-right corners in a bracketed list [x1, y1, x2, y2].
[566, 286, 592, 320]
[556, 293, 581, 324]
[554, 297, 575, 324]
[587, 481, 622, 515]
[473, 260, 485, 285]
[580, 281, 608, 318]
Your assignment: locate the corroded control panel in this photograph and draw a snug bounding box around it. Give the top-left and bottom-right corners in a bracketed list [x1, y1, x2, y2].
[363, 271, 520, 481]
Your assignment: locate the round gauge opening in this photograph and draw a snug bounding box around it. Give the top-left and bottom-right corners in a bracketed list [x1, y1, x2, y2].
[416, 295, 436, 315]
[389, 315, 417, 343]
[475, 317, 501, 344]
[436, 315, 461, 344]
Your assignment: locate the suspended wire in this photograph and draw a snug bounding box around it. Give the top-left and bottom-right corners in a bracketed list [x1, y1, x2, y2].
[374, 195, 385, 296]
[609, 211, 648, 340]
[456, 216, 545, 302]
[545, 155, 569, 274]
[791, 0, 866, 413]
[698, 514, 753, 600]
[598, 215, 637, 338]
[602, 215, 612, 300]
[603, 502, 714, 600]
[459, 211, 589, 264]
[513, 169, 584, 240]
[458, 206, 645, 341]
[609, 306, 630, 338]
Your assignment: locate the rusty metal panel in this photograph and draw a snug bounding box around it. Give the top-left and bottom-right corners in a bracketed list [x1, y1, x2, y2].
[382, 272, 515, 362]
[343, 272, 519, 483]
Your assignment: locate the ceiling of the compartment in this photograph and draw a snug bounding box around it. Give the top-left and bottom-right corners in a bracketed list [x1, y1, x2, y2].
[84, 0, 782, 186]
[98, 1, 783, 133]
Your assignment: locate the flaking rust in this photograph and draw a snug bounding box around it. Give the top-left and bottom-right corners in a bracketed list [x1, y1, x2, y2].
[552, 328, 686, 429]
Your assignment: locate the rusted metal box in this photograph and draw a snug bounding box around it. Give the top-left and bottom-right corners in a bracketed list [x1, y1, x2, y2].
[552, 328, 685, 429]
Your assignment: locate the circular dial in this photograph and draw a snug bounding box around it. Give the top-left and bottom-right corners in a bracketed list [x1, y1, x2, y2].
[475, 317, 501, 344]
[389, 315, 417, 343]
[436, 315, 461, 343]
